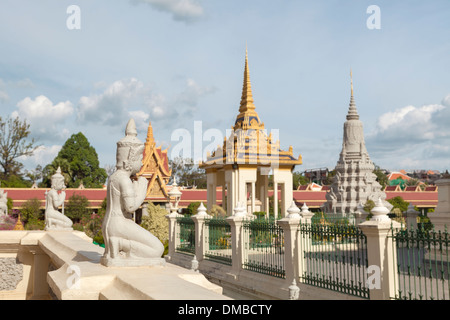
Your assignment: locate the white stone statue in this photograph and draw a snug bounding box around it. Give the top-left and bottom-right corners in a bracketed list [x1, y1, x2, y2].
[45, 167, 73, 230]
[101, 119, 165, 267]
[0, 189, 8, 216]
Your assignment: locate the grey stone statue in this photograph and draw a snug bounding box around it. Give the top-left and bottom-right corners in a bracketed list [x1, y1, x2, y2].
[101, 119, 165, 267]
[0, 189, 8, 216]
[45, 167, 73, 230]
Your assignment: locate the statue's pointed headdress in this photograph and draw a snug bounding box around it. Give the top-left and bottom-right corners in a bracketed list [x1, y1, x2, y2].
[116, 119, 145, 167]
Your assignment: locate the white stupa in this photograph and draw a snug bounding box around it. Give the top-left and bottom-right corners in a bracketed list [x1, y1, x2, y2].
[325, 71, 392, 214]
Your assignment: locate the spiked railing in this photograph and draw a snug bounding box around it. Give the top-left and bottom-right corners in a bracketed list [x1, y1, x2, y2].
[242, 217, 286, 279]
[204, 217, 232, 265]
[391, 225, 449, 300]
[298, 221, 370, 299]
[175, 215, 196, 255]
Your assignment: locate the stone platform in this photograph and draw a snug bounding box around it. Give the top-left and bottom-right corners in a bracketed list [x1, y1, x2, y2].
[0, 230, 231, 300]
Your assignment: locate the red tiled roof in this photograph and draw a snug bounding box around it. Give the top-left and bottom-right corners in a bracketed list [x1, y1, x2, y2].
[385, 185, 400, 192]
[387, 172, 411, 181]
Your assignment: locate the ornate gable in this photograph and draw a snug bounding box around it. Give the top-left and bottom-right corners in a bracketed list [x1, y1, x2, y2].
[137, 121, 172, 201]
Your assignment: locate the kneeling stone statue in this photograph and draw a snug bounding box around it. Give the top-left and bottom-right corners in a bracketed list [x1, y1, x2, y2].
[45, 167, 73, 230]
[101, 119, 165, 267]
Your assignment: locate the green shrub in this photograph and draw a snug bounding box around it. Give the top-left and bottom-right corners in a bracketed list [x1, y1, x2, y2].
[24, 216, 45, 230]
[186, 202, 201, 215]
[141, 202, 169, 244]
[20, 198, 43, 225]
[65, 193, 90, 223]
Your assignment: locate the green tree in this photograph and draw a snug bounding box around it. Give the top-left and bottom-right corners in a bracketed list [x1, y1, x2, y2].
[185, 201, 201, 215]
[0, 116, 39, 180]
[373, 165, 388, 190]
[65, 193, 90, 223]
[1, 174, 32, 188]
[80, 197, 106, 242]
[42, 132, 107, 188]
[169, 157, 206, 188]
[293, 171, 308, 189]
[387, 196, 409, 213]
[363, 199, 375, 213]
[41, 158, 72, 187]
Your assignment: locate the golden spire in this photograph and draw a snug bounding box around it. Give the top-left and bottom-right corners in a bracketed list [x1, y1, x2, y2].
[145, 119, 155, 148]
[239, 47, 256, 113]
[13, 214, 24, 231]
[350, 68, 354, 97]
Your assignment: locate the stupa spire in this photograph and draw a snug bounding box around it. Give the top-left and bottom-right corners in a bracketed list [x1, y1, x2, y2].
[347, 69, 359, 120]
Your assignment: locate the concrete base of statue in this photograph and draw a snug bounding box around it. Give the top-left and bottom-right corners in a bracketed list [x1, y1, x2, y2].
[44, 226, 73, 231]
[0, 230, 229, 300]
[100, 256, 166, 267]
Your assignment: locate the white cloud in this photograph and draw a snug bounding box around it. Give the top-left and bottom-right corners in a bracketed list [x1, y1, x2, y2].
[128, 110, 150, 133]
[18, 145, 62, 169]
[12, 95, 74, 142]
[366, 96, 450, 170]
[14, 78, 34, 88]
[77, 78, 149, 126]
[176, 78, 216, 107]
[77, 77, 215, 129]
[0, 79, 9, 103]
[442, 94, 450, 107]
[131, 0, 204, 23]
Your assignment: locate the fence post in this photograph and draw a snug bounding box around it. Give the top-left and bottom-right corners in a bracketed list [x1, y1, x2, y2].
[191, 203, 211, 270]
[165, 209, 183, 262]
[405, 203, 419, 229]
[226, 203, 247, 276]
[277, 202, 302, 300]
[358, 198, 400, 300]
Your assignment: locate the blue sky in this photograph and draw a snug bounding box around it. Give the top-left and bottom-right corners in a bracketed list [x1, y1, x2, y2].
[1, 0, 450, 175]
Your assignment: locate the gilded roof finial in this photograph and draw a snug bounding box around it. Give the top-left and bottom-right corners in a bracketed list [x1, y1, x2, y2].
[239, 45, 255, 113]
[350, 68, 353, 97]
[146, 119, 155, 147]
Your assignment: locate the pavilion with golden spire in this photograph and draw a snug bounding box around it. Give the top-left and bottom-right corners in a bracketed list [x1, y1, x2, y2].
[200, 49, 302, 217]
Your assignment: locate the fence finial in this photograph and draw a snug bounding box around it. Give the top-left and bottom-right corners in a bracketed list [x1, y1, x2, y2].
[287, 201, 301, 219]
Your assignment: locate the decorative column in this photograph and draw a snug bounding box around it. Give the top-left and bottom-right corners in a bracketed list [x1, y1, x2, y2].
[355, 202, 370, 225]
[405, 203, 420, 229]
[273, 182, 278, 218]
[165, 179, 183, 262]
[25, 246, 50, 299]
[298, 202, 313, 284]
[358, 198, 400, 300]
[300, 203, 314, 223]
[226, 203, 247, 276]
[251, 181, 256, 215]
[191, 203, 211, 271]
[277, 202, 302, 300]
